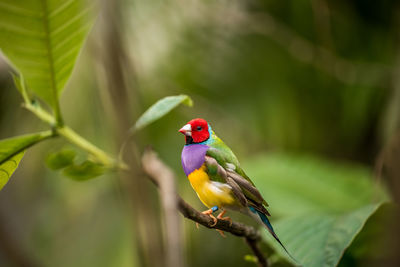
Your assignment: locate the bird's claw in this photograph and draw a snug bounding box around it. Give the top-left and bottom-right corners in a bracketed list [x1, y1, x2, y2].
[215, 210, 231, 237]
[217, 210, 232, 227]
[217, 215, 232, 227]
[202, 209, 218, 227]
[196, 208, 218, 229]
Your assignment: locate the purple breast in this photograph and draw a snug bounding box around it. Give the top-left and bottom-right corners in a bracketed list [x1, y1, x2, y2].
[181, 144, 209, 176]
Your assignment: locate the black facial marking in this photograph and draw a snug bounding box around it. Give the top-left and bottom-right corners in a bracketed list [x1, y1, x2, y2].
[185, 135, 194, 145]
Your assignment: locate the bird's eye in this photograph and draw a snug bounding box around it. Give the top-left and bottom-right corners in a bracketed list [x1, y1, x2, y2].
[196, 126, 202, 131]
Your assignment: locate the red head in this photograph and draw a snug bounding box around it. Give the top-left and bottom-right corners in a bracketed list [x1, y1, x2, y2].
[179, 118, 210, 144]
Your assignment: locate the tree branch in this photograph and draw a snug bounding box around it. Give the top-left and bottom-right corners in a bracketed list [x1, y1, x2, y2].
[142, 148, 184, 267]
[141, 148, 267, 267]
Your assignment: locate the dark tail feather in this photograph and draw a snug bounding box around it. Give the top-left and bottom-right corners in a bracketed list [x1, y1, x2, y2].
[249, 207, 298, 263]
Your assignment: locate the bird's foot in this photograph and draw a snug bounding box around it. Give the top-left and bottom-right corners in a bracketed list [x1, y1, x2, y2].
[214, 210, 232, 237]
[196, 208, 218, 228]
[217, 210, 232, 227]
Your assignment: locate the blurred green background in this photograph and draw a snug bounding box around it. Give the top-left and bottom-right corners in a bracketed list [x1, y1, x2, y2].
[0, 0, 399, 266]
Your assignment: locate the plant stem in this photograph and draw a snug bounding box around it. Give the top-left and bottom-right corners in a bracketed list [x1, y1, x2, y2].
[23, 98, 127, 170]
[56, 126, 115, 167]
[23, 103, 55, 126]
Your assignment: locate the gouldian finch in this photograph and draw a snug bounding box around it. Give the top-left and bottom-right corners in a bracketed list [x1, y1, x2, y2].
[179, 118, 288, 253]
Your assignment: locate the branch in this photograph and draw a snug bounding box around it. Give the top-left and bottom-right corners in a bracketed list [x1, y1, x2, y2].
[141, 148, 267, 267]
[19, 90, 125, 169]
[142, 148, 184, 267]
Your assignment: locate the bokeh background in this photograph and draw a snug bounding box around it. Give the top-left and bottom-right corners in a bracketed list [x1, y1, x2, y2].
[0, 0, 399, 266]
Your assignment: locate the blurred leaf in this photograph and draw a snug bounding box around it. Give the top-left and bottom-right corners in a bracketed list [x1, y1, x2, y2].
[264, 203, 382, 267]
[342, 203, 395, 263]
[62, 160, 105, 181]
[0, 131, 52, 190]
[244, 154, 388, 217]
[244, 255, 257, 263]
[0, 152, 24, 190]
[0, 0, 94, 109]
[243, 153, 388, 266]
[131, 94, 193, 133]
[46, 149, 76, 170]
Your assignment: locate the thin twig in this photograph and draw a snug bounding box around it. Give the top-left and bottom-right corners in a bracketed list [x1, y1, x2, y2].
[142, 149, 184, 267]
[245, 238, 268, 267]
[142, 148, 267, 267]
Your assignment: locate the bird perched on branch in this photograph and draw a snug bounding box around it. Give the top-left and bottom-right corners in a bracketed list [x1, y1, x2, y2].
[179, 118, 289, 254]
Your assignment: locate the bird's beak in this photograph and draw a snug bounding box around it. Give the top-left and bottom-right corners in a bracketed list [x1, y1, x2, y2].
[179, 124, 192, 136]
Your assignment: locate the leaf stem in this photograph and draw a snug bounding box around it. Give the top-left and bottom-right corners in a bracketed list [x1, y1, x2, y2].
[56, 126, 126, 169]
[23, 102, 55, 126]
[22, 97, 127, 170]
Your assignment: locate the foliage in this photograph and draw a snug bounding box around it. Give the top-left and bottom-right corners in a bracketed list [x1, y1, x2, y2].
[244, 154, 388, 266]
[0, 0, 100, 184]
[46, 149, 77, 170]
[0, 131, 53, 165]
[267, 204, 381, 267]
[0, 0, 93, 117]
[0, 152, 24, 190]
[62, 160, 106, 181]
[131, 94, 193, 133]
[0, 0, 192, 184]
[0, 131, 53, 188]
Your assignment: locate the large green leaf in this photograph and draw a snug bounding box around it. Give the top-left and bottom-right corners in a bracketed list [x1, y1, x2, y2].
[242, 153, 388, 267]
[131, 95, 193, 132]
[0, 152, 24, 190]
[0, 131, 53, 190]
[263, 203, 382, 267]
[244, 154, 387, 217]
[0, 0, 94, 110]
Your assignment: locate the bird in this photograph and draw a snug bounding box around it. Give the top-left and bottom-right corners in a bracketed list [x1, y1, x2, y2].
[179, 118, 289, 254]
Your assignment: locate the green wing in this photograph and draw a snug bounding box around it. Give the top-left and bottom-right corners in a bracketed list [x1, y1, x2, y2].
[205, 132, 269, 208]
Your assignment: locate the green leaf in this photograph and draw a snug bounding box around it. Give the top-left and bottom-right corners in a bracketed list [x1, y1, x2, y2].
[0, 152, 24, 190]
[0, 131, 53, 165]
[0, 131, 53, 190]
[62, 160, 105, 181]
[263, 203, 382, 267]
[242, 153, 389, 267]
[131, 95, 193, 132]
[244, 154, 388, 217]
[46, 149, 76, 170]
[0, 0, 94, 113]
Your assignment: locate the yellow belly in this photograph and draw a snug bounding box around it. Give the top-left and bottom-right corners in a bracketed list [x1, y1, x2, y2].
[188, 165, 236, 208]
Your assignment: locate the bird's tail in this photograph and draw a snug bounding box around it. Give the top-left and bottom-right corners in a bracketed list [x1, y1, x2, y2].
[248, 207, 296, 262]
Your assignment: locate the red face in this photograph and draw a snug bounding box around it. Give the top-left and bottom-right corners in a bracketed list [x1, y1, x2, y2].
[179, 118, 210, 144]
